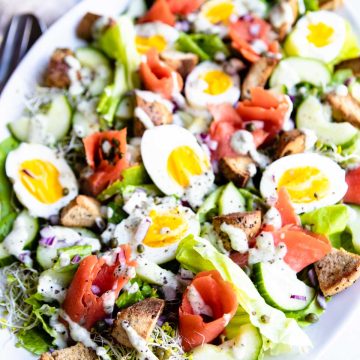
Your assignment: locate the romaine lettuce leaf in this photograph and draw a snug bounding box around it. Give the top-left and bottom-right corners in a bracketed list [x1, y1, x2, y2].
[176, 235, 312, 355]
[17, 327, 52, 355]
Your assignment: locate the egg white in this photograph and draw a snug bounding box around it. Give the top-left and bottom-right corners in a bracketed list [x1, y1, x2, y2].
[135, 22, 179, 53]
[185, 61, 241, 109]
[141, 124, 212, 196]
[5, 143, 78, 218]
[260, 153, 348, 213]
[286, 11, 346, 63]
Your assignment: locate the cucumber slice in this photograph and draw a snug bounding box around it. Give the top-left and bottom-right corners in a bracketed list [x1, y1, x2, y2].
[253, 261, 315, 312]
[346, 205, 360, 253]
[8, 116, 30, 142]
[2, 210, 39, 263]
[269, 57, 331, 90]
[72, 109, 99, 138]
[219, 182, 246, 215]
[8, 94, 72, 144]
[197, 186, 224, 223]
[75, 47, 113, 96]
[296, 95, 358, 146]
[192, 324, 262, 360]
[36, 226, 100, 269]
[0, 243, 15, 267]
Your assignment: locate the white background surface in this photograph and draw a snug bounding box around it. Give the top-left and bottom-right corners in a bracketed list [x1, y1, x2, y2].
[0, 0, 360, 359]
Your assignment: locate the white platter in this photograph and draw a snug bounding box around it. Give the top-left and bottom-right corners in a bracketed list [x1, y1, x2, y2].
[0, 0, 359, 359]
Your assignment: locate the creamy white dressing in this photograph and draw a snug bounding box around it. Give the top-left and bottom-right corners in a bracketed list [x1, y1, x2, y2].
[135, 90, 174, 112]
[183, 170, 215, 209]
[49, 312, 68, 348]
[59, 252, 71, 267]
[270, 1, 294, 30]
[122, 190, 149, 214]
[134, 107, 155, 129]
[250, 39, 268, 54]
[102, 290, 116, 314]
[65, 55, 85, 96]
[220, 223, 249, 253]
[248, 232, 287, 265]
[231, 130, 270, 168]
[60, 310, 110, 360]
[335, 84, 349, 97]
[37, 273, 67, 303]
[302, 128, 318, 150]
[187, 284, 213, 317]
[263, 207, 282, 230]
[123, 281, 140, 294]
[121, 321, 158, 360]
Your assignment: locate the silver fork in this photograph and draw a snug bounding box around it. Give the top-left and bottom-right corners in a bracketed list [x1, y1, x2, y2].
[0, 13, 46, 93]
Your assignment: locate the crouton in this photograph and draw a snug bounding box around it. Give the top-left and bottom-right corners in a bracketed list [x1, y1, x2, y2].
[134, 91, 173, 137]
[112, 298, 165, 348]
[160, 50, 199, 78]
[335, 57, 360, 77]
[319, 0, 344, 10]
[326, 92, 360, 129]
[39, 343, 98, 360]
[219, 156, 255, 188]
[275, 129, 305, 158]
[44, 48, 74, 88]
[315, 248, 360, 296]
[270, 0, 298, 40]
[213, 211, 262, 251]
[76, 12, 101, 41]
[61, 195, 102, 227]
[242, 57, 279, 99]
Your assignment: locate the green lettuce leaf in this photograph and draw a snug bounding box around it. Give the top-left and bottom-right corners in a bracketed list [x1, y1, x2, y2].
[17, 327, 52, 355]
[116, 277, 158, 309]
[176, 235, 312, 355]
[300, 204, 349, 236]
[176, 33, 229, 61]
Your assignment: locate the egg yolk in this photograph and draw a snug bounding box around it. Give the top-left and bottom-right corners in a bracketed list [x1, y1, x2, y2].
[167, 146, 207, 187]
[204, 1, 235, 24]
[202, 70, 232, 95]
[307, 22, 334, 47]
[278, 166, 330, 204]
[143, 209, 189, 247]
[136, 35, 167, 54]
[19, 160, 63, 204]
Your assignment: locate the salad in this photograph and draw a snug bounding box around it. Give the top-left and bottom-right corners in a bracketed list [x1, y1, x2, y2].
[1, 0, 360, 359]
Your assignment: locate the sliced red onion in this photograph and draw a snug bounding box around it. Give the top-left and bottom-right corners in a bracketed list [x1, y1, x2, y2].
[49, 215, 60, 225]
[179, 268, 194, 280]
[290, 294, 307, 301]
[163, 285, 177, 301]
[156, 314, 166, 326]
[211, 159, 219, 174]
[317, 293, 327, 310]
[39, 236, 56, 247]
[175, 20, 190, 32]
[18, 250, 32, 264]
[344, 77, 354, 86]
[71, 255, 81, 264]
[104, 318, 114, 326]
[134, 217, 152, 244]
[308, 268, 318, 287]
[91, 285, 101, 295]
[241, 14, 253, 22]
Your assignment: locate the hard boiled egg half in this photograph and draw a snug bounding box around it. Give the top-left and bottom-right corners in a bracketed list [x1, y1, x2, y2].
[113, 198, 200, 264]
[284, 10, 360, 64]
[185, 61, 240, 109]
[135, 22, 179, 55]
[6, 143, 78, 218]
[194, 0, 266, 37]
[141, 125, 213, 198]
[260, 153, 347, 214]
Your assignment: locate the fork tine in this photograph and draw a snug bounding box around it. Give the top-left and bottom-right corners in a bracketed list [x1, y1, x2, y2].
[0, 14, 45, 93]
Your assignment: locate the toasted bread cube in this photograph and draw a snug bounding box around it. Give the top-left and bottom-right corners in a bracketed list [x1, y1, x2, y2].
[76, 12, 101, 41]
[44, 48, 74, 88]
[275, 129, 305, 158]
[40, 343, 98, 360]
[112, 298, 165, 348]
[134, 92, 173, 137]
[61, 195, 102, 228]
[242, 57, 278, 99]
[319, 0, 344, 10]
[335, 57, 360, 77]
[219, 156, 255, 188]
[269, 0, 298, 40]
[160, 50, 199, 78]
[326, 92, 360, 129]
[213, 211, 262, 251]
[315, 248, 360, 296]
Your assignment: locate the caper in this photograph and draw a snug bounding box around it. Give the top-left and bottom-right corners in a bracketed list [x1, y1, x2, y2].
[137, 244, 145, 253]
[305, 313, 319, 323]
[109, 238, 118, 248]
[260, 314, 270, 323]
[245, 122, 255, 132]
[62, 188, 69, 196]
[95, 320, 107, 332]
